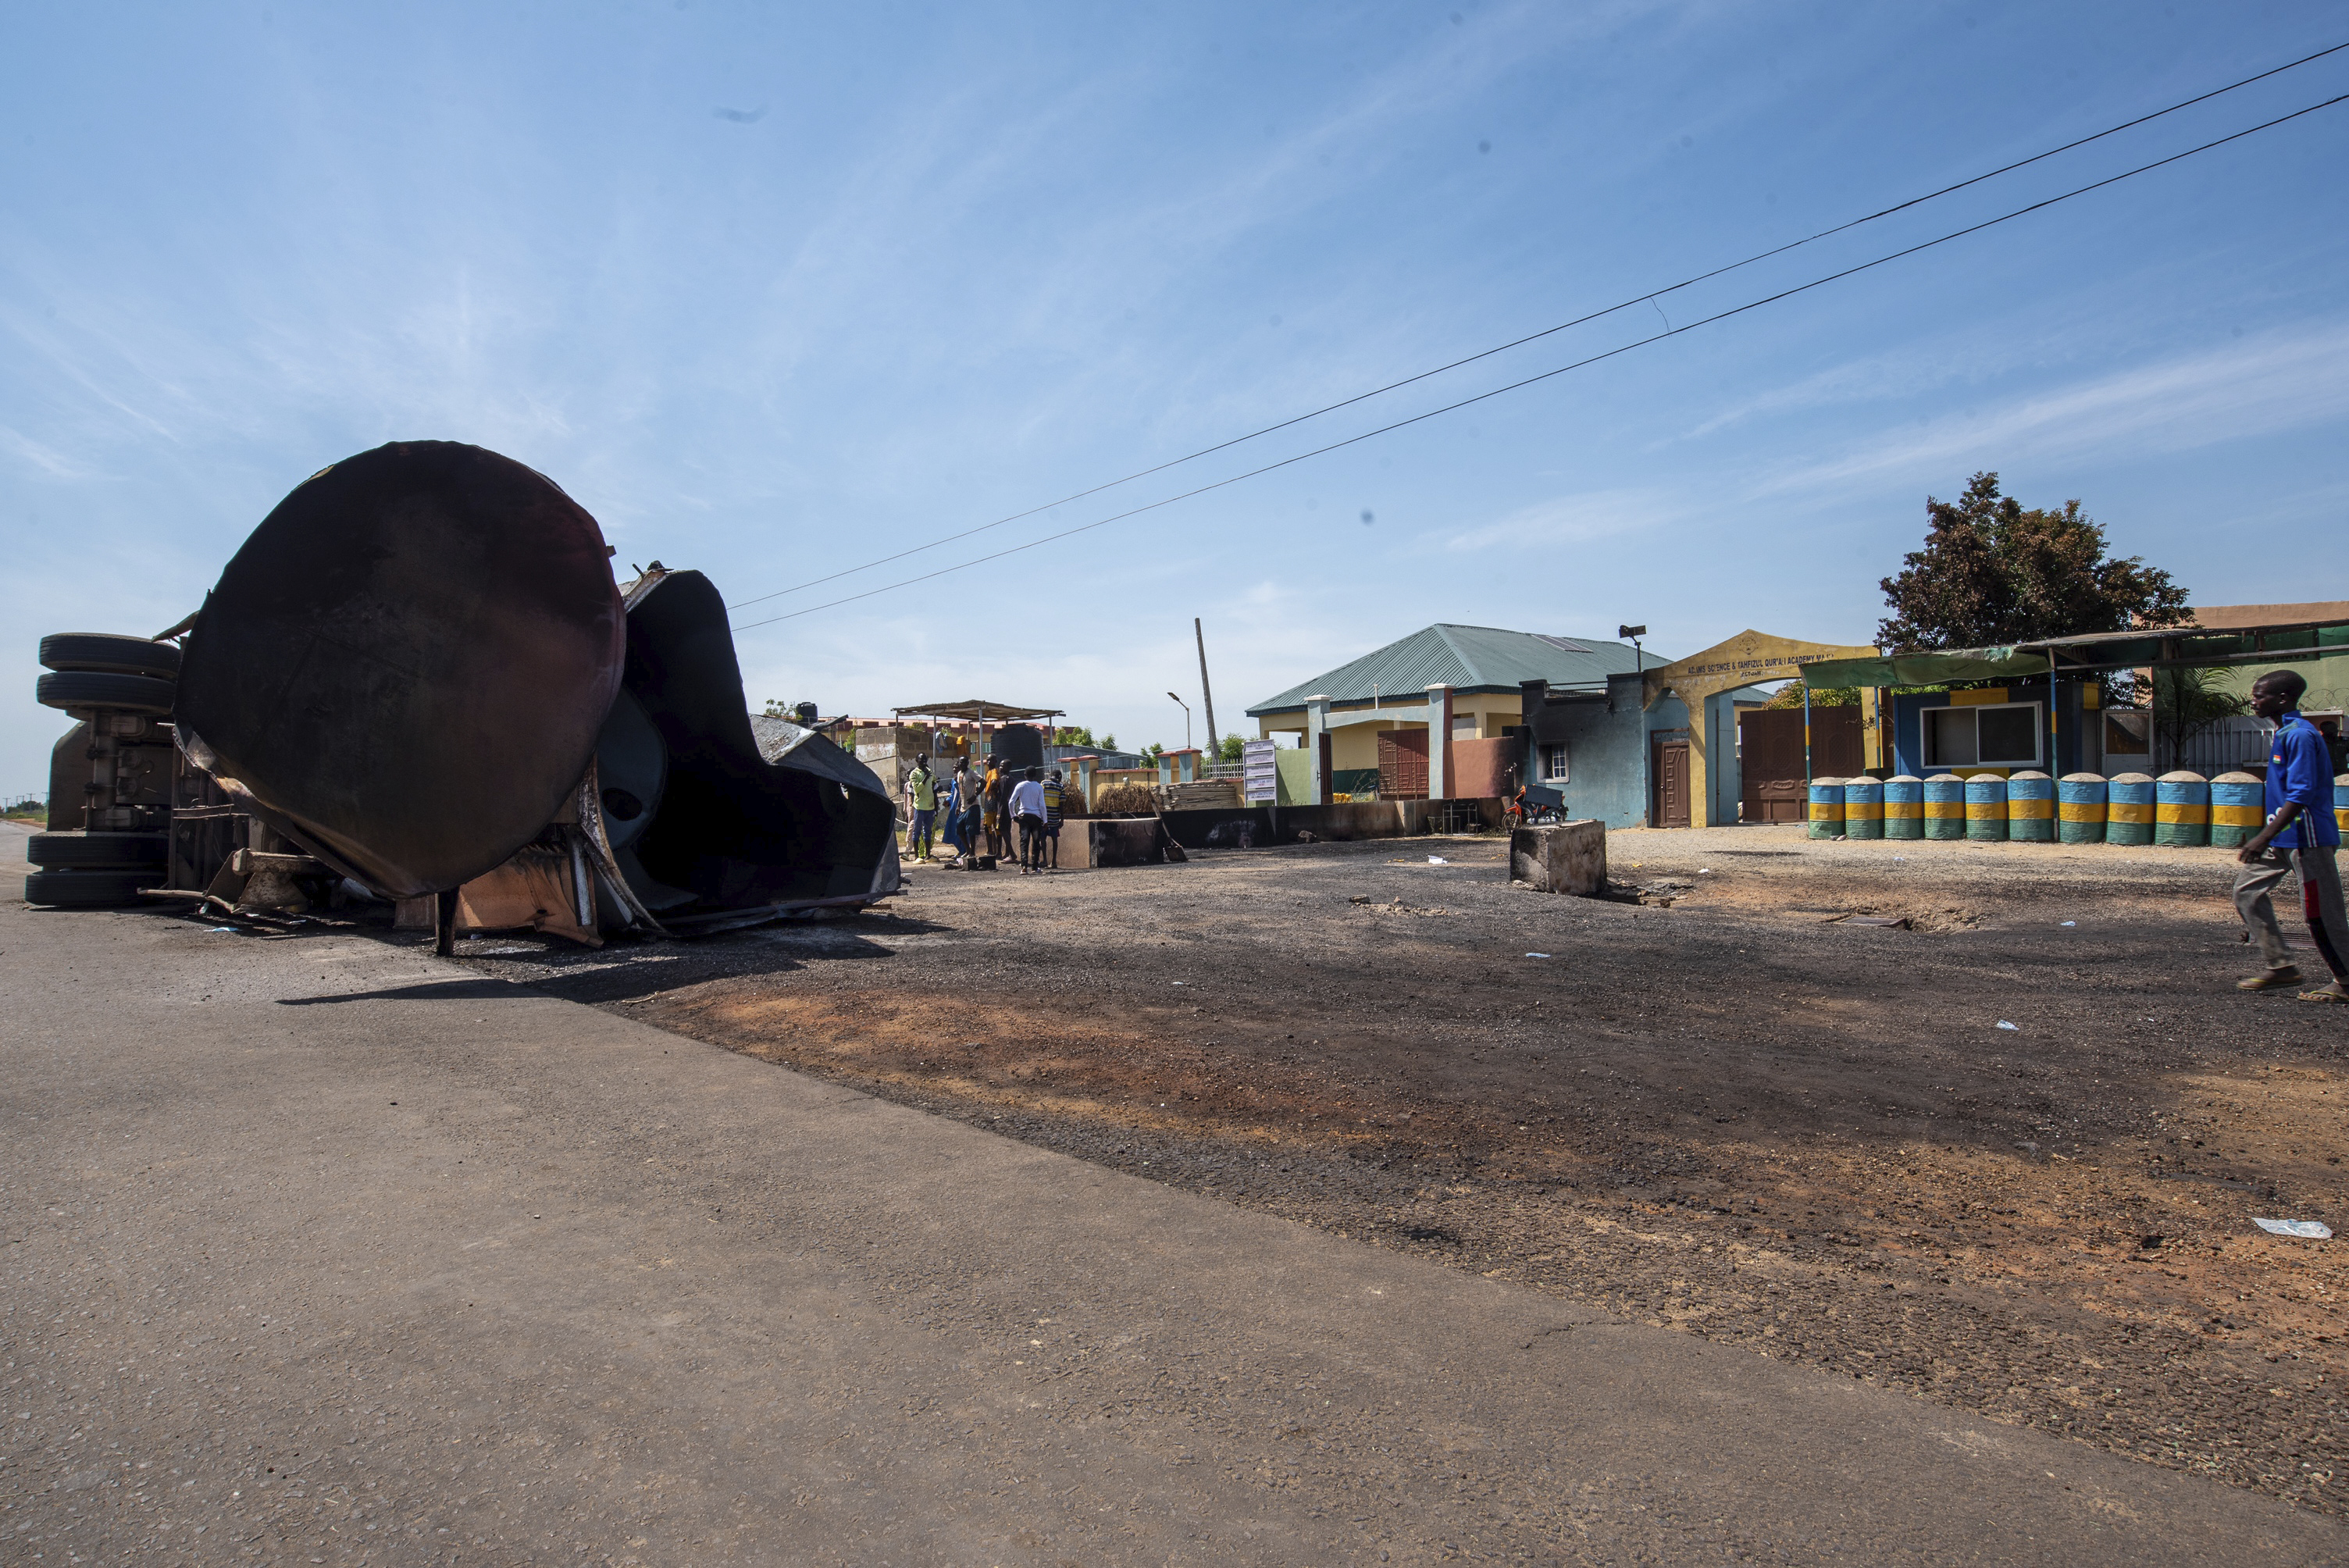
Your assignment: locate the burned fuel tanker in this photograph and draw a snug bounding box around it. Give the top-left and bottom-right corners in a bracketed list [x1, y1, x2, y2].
[26, 440, 897, 946]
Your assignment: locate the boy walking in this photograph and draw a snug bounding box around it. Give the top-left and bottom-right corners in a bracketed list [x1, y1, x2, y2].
[2234, 670, 2349, 1003]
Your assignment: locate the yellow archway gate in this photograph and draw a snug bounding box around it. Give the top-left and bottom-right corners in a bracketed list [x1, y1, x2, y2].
[1641, 630, 1880, 828]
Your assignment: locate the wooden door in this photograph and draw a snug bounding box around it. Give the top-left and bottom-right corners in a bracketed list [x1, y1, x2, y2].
[1653, 740, 1691, 828]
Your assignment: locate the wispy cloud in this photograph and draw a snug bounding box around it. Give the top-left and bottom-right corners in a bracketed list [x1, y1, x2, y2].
[1751, 322, 2349, 499]
[1435, 485, 1688, 553]
[0, 424, 95, 479]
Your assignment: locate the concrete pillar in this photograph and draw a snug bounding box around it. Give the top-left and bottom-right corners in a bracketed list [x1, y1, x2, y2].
[1305, 695, 1331, 805]
[1426, 684, 1452, 800]
[1682, 689, 1714, 829]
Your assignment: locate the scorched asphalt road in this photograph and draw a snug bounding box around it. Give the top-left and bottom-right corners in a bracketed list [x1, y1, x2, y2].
[0, 825, 2333, 1565]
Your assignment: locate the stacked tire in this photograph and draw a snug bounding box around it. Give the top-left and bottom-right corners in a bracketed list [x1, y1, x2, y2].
[26, 633, 180, 908]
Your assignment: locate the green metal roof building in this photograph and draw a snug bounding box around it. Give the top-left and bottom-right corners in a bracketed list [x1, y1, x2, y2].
[1248, 623, 1656, 735]
[1245, 623, 1665, 797]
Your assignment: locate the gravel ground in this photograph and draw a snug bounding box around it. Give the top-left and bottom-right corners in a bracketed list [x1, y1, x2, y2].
[448, 821, 2349, 1516]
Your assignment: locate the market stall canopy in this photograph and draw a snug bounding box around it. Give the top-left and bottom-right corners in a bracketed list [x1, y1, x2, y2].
[1802, 616, 2349, 689]
[890, 700, 1064, 722]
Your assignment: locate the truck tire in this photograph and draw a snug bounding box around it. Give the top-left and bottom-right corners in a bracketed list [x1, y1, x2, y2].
[27, 832, 169, 868]
[38, 633, 183, 679]
[34, 671, 176, 715]
[23, 868, 157, 907]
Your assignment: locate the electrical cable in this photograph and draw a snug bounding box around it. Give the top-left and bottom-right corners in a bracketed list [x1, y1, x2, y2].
[729, 39, 2349, 612]
[730, 89, 2347, 631]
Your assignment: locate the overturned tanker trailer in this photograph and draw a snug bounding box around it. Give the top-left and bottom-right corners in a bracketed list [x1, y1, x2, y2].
[163, 440, 898, 946]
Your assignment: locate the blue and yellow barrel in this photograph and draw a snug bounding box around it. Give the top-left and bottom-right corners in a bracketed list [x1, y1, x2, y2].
[1965, 774, 2008, 842]
[2338, 773, 2349, 839]
[1808, 778, 1845, 840]
[2006, 770, 2053, 843]
[2208, 771, 2264, 850]
[1883, 775, 1923, 840]
[1842, 776, 1884, 840]
[2155, 770, 2209, 847]
[1923, 773, 1966, 840]
[2107, 772, 2155, 846]
[2057, 773, 2107, 844]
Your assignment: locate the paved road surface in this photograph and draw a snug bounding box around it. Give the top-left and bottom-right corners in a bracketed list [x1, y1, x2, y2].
[1, 825, 2334, 1565]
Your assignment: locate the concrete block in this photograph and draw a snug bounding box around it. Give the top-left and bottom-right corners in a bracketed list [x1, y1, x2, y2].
[1510, 820, 1606, 895]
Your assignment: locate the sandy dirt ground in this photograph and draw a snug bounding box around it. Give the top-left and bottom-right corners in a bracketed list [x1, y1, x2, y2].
[454, 822, 2349, 1516]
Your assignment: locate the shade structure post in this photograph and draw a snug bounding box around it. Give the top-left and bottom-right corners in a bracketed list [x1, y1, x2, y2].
[1802, 682, 1813, 787]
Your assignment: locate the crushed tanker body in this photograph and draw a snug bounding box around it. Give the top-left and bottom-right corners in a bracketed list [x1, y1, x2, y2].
[22, 440, 899, 944]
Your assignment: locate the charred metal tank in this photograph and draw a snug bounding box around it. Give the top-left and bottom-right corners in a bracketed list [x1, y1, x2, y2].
[590, 567, 900, 931]
[175, 441, 626, 898]
[165, 440, 897, 938]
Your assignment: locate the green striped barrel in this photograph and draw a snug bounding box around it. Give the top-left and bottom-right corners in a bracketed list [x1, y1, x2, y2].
[2057, 773, 2107, 844]
[1842, 776, 1883, 839]
[1883, 775, 1923, 839]
[2338, 773, 2349, 839]
[2208, 771, 2263, 849]
[1807, 778, 1845, 839]
[2155, 771, 2208, 846]
[2107, 773, 2155, 845]
[2006, 770, 2053, 842]
[1923, 773, 1966, 840]
[1965, 774, 2008, 841]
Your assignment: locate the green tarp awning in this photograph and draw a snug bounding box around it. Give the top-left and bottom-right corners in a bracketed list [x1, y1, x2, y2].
[1802, 619, 2349, 688]
[1800, 648, 2048, 687]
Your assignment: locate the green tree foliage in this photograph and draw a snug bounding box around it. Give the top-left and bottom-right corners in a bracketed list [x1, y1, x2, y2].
[1052, 725, 1096, 747]
[1762, 684, 1859, 709]
[1877, 472, 2191, 651]
[1217, 733, 1247, 761]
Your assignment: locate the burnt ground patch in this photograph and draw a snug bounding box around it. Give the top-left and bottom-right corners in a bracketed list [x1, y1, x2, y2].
[462, 825, 2349, 1514]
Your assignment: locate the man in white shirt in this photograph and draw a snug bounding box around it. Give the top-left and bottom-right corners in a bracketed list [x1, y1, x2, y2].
[1009, 767, 1049, 875]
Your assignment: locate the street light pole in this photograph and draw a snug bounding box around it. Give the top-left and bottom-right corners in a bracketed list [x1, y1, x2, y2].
[1166, 692, 1191, 753]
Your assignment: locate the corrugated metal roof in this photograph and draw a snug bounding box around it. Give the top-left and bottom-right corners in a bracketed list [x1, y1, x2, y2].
[1246, 623, 1660, 715]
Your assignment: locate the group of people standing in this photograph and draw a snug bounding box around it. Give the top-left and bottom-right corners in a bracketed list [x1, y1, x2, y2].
[900, 752, 1064, 875]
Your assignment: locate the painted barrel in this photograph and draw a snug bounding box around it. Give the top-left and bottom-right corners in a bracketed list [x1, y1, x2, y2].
[2339, 773, 2349, 839]
[1842, 776, 1884, 839]
[2155, 770, 2209, 847]
[2107, 773, 2155, 846]
[2208, 771, 2264, 850]
[2006, 770, 2053, 843]
[1883, 775, 1923, 840]
[1965, 774, 2008, 841]
[1807, 778, 1845, 840]
[1923, 773, 1966, 840]
[2057, 773, 2107, 845]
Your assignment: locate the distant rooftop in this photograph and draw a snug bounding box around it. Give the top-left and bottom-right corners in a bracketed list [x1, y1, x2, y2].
[1247, 624, 1661, 717]
[891, 699, 1064, 722]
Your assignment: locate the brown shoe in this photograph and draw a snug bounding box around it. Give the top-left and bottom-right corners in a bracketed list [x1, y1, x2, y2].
[2238, 967, 2304, 991]
[2298, 984, 2349, 1005]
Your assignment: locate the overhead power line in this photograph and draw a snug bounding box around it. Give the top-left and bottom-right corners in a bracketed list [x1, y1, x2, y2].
[730, 90, 2348, 632]
[729, 39, 2349, 615]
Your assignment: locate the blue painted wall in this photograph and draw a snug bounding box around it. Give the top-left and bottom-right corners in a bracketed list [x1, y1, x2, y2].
[1525, 672, 1663, 827]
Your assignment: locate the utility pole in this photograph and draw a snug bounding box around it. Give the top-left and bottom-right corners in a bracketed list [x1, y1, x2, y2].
[1165, 692, 1192, 753]
[1195, 618, 1219, 760]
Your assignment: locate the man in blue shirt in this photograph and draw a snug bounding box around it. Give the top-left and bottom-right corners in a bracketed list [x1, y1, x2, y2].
[2233, 670, 2347, 1003]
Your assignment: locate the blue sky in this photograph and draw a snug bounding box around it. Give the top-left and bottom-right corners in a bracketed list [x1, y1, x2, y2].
[5, 2, 2346, 792]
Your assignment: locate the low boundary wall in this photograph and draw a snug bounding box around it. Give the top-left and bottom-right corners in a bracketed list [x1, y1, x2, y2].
[1157, 797, 1504, 851]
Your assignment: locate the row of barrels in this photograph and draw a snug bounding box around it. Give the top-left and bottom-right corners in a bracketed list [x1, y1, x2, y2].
[1805, 771, 2349, 847]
